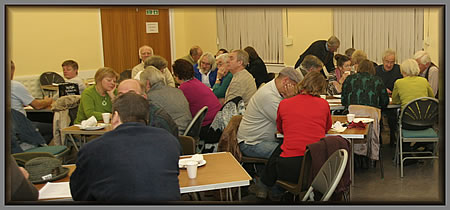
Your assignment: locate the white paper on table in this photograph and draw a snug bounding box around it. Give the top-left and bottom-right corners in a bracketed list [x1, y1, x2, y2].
[38, 182, 72, 200]
[327, 99, 342, 103]
[331, 121, 347, 133]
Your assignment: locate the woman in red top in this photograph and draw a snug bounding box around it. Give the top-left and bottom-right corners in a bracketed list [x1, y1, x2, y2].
[257, 71, 331, 199]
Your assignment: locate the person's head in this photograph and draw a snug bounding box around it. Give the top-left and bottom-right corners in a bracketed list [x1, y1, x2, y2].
[198, 52, 216, 73]
[10, 60, 15, 79]
[228, 49, 249, 74]
[345, 48, 356, 58]
[326, 36, 340, 52]
[298, 71, 327, 97]
[143, 55, 168, 71]
[351, 50, 368, 67]
[139, 45, 154, 61]
[216, 53, 230, 74]
[400, 59, 420, 77]
[382, 49, 396, 72]
[357, 59, 376, 75]
[94, 67, 119, 92]
[111, 92, 149, 129]
[413, 50, 432, 73]
[215, 48, 228, 57]
[300, 55, 324, 72]
[118, 69, 132, 84]
[189, 45, 203, 63]
[139, 66, 166, 92]
[243, 46, 259, 62]
[335, 54, 352, 73]
[61, 60, 79, 79]
[172, 59, 195, 83]
[275, 67, 303, 95]
[117, 79, 146, 99]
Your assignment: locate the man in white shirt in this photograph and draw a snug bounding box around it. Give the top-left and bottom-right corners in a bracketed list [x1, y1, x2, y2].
[62, 60, 86, 93]
[414, 50, 439, 97]
[131, 45, 154, 78]
[237, 67, 302, 159]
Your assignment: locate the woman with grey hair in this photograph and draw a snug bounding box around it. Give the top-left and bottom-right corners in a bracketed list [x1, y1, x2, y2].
[142, 55, 176, 87]
[212, 53, 233, 104]
[193, 52, 217, 88]
[139, 66, 192, 135]
[391, 59, 434, 109]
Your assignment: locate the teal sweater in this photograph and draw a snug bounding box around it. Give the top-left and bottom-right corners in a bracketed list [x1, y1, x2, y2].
[74, 85, 113, 124]
[212, 72, 233, 98]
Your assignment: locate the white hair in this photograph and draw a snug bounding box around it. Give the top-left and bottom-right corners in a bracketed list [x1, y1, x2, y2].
[413, 50, 431, 65]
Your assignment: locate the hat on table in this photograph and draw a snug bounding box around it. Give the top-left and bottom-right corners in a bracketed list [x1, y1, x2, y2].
[24, 157, 69, 184]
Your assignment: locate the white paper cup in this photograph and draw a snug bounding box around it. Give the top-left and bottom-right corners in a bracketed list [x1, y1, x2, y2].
[186, 160, 198, 179]
[347, 114, 355, 122]
[320, 95, 327, 99]
[102, 113, 111, 124]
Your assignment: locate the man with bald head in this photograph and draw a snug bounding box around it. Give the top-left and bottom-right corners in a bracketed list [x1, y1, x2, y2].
[181, 45, 203, 65]
[132, 45, 154, 78]
[117, 79, 178, 137]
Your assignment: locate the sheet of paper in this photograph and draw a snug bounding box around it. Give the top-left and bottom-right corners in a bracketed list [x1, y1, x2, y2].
[39, 182, 72, 200]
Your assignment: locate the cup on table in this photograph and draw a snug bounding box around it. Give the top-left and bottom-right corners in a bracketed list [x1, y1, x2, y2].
[102, 113, 111, 124]
[320, 95, 327, 100]
[186, 160, 199, 179]
[347, 114, 355, 122]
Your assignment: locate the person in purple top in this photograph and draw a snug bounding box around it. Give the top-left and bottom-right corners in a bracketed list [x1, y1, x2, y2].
[172, 59, 222, 140]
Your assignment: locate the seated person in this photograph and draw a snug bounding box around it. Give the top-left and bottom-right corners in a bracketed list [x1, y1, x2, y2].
[215, 48, 228, 57]
[61, 60, 86, 93]
[9, 155, 39, 201]
[328, 54, 351, 94]
[238, 67, 302, 159]
[117, 69, 132, 84]
[212, 53, 233, 104]
[131, 45, 154, 78]
[181, 45, 203, 65]
[138, 66, 191, 135]
[140, 55, 175, 87]
[297, 55, 324, 80]
[244, 46, 270, 88]
[194, 52, 217, 88]
[117, 79, 179, 137]
[10, 61, 53, 143]
[255, 71, 332, 199]
[70, 92, 181, 202]
[74, 67, 119, 124]
[414, 50, 439, 97]
[172, 59, 222, 139]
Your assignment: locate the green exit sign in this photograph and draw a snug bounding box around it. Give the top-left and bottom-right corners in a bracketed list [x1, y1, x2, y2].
[146, 9, 159, 15]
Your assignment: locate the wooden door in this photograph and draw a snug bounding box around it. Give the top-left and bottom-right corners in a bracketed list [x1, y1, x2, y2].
[100, 7, 171, 74]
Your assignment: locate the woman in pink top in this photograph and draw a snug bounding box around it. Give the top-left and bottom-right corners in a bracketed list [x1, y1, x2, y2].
[256, 71, 331, 199]
[172, 59, 222, 139]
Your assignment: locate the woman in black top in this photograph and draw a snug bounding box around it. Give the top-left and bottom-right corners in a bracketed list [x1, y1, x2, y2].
[244, 46, 270, 88]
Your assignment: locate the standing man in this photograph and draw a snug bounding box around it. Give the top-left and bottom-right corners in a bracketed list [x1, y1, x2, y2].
[181, 45, 203, 65]
[414, 50, 439, 98]
[375, 49, 403, 147]
[225, 49, 257, 106]
[294, 35, 340, 73]
[132, 45, 154, 78]
[237, 67, 302, 159]
[61, 60, 86, 93]
[70, 92, 181, 202]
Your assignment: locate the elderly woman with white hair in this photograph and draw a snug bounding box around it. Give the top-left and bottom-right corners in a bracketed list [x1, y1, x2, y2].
[193, 52, 217, 88]
[391, 59, 434, 109]
[212, 53, 233, 104]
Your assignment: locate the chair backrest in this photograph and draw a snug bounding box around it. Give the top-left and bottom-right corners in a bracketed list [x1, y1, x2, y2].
[217, 115, 243, 162]
[183, 106, 208, 138]
[297, 149, 312, 193]
[302, 149, 348, 202]
[400, 97, 439, 130]
[178, 135, 196, 155]
[39, 72, 65, 85]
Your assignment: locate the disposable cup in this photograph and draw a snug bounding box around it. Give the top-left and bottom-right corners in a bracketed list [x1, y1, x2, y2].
[186, 161, 198, 179]
[102, 113, 111, 124]
[347, 114, 355, 122]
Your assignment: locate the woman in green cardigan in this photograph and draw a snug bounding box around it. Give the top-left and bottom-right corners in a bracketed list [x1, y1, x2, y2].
[212, 53, 233, 105]
[74, 67, 119, 124]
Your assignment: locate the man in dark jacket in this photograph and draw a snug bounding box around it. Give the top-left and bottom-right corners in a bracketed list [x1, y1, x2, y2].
[70, 92, 181, 202]
[294, 36, 340, 74]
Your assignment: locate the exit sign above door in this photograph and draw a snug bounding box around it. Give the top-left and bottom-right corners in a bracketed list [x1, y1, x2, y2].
[146, 9, 159, 15]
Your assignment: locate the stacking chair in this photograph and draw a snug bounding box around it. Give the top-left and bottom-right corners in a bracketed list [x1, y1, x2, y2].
[397, 97, 439, 177]
[302, 149, 348, 202]
[183, 106, 208, 153]
[39, 72, 65, 97]
[276, 149, 312, 202]
[179, 135, 196, 155]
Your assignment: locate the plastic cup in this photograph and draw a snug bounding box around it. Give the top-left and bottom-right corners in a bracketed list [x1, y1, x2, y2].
[102, 113, 111, 124]
[186, 161, 198, 179]
[347, 114, 355, 122]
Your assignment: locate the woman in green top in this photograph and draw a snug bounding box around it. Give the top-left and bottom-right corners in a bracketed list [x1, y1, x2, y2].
[74, 67, 119, 124]
[212, 53, 233, 105]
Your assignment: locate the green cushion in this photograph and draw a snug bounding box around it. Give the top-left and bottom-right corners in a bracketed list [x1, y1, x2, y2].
[25, 146, 68, 156]
[402, 128, 438, 138]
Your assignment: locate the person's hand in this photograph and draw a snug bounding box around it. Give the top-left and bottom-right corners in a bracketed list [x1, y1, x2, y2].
[217, 68, 225, 80]
[107, 84, 117, 99]
[281, 83, 298, 98]
[386, 88, 392, 94]
[19, 167, 29, 179]
[43, 96, 53, 106]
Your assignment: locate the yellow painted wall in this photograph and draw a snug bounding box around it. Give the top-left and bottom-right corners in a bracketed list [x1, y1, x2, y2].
[173, 7, 218, 60]
[8, 7, 103, 77]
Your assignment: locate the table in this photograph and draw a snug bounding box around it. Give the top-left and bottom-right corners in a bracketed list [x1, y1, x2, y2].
[326, 96, 401, 111]
[61, 124, 112, 151]
[41, 85, 59, 98]
[35, 152, 252, 201]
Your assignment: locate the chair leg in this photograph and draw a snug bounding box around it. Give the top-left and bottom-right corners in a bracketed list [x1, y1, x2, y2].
[379, 144, 384, 179]
[399, 138, 404, 178]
